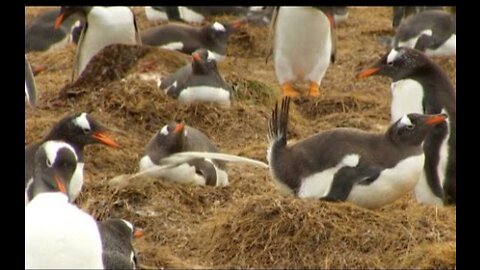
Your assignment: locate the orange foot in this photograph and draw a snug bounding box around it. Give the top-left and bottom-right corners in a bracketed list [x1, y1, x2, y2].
[281, 82, 300, 97]
[308, 81, 321, 97]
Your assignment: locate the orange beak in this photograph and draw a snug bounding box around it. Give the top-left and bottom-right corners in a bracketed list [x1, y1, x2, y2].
[54, 12, 65, 29]
[54, 175, 67, 194]
[358, 67, 381, 79]
[92, 132, 120, 148]
[425, 114, 447, 125]
[134, 228, 144, 239]
[31, 64, 47, 76]
[192, 53, 201, 62]
[174, 123, 185, 133]
[327, 14, 335, 28]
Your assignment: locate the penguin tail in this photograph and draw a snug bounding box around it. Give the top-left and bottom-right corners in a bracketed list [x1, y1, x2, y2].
[268, 97, 290, 147]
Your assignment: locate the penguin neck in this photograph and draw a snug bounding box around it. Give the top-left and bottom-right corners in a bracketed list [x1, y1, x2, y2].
[29, 175, 61, 200]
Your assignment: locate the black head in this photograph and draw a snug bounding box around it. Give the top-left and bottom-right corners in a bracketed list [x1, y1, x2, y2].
[30, 140, 77, 200]
[387, 113, 447, 146]
[100, 218, 143, 240]
[358, 47, 432, 81]
[45, 112, 120, 150]
[150, 122, 186, 157]
[55, 6, 92, 29]
[191, 49, 217, 74]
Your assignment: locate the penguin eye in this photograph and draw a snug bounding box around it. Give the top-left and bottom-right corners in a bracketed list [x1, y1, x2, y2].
[46, 158, 53, 168]
[387, 61, 394, 66]
[406, 124, 415, 130]
[82, 127, 91, 134]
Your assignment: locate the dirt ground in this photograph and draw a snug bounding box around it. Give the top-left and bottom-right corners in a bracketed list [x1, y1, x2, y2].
[25, 7, 456, 269]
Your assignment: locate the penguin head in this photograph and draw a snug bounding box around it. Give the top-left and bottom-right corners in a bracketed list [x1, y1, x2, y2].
[191, 49, 217, 74]
[152, 122, 187, 156]
[358, 47, 431, 81]
[55, 6, 92, 29]
[47, 112, 120, 149]
[388, 113, 447, 146]
[31, 140, 77, 199]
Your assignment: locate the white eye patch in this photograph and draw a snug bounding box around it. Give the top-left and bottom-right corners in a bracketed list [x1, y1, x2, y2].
[73, 112, 91, 131]
[206, 50, 217, 61]
[387, 49, 399, 64]
[399, 115, 413, 126]
[160, 125, 169, 135]
[43, 140, 78, 167]
[212, 22, 226, 32]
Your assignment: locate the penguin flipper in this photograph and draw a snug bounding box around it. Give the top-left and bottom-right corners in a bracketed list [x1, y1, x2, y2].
[187, 158, 217, 186]
[321, 165, 382, 202]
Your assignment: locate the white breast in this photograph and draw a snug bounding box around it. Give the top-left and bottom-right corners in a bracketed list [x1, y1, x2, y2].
[414, 116, 451, 205]
[25, 193, 104, 269]
[274, 7, 332, 84]
[390, 79, 425, 122]
[78, 7, 138, 76]
[178, 86, 231, 107]
[297, 154, 360, 198]
[348, 154, 425, 209]
[426, 34, 456, 56]
[68, 162, 84, 202]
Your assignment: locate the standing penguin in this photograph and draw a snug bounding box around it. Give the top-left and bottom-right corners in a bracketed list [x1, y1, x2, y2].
[25, 112, 120, 203]
[267, 97, 447, 209]
[393, 10, 456, 56]
[97, 218, 142, 269]
[271, 6, 336, 97]
[54, 6, 142, 80]
[139, 122, 229, 187]
[25, 141, 104, 269]
[159, 49, 233, 107]
[358, 47, 456, 205]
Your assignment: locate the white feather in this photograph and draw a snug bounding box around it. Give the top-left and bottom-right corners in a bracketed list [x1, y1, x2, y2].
[160, 151, 269, 168]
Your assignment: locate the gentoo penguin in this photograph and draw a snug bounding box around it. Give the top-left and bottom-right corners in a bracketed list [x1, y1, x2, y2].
[267, 97, 447, 209]
[141, 20, 245, 62]
[358, 47, 456, 205]
[159, 49, 233, 107]
[25, 55, 37, 107]
[25, 112, 120, 202]
[271, 6, 336, 97]
[392, 6, 443, 28]
[393, 10, 456, 56]
[145, 6, 250, 23]
[139, 122, 229, 187]
[54, 6, 142, 79]
[25, 140, 77, 205]
[25, 141, 104, 269]
[97, 218, 142, 269]
[25, 7, 81, 53]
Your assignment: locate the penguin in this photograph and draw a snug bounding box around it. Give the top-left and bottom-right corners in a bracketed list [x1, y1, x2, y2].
[25, 112, 120, 203]
[25, 140, 77, 206]
[139, 122, 229, 187]
[358, 47, 456, 205]
[246, 6, 275, 26]
[97, 218, 143, 269]
[159, 49, 233, 107]
[271, 6, 336, 97]
[393, 10, 456, 56]
[25, 141, 105, 269]
[267, 97, 447, 209]
[392, 6, 444, 29]
[25, 7, 81, 53]
[25, 55, 37, 107]
[141, 20, 245, 62]
[145, 6, 250, 23]
[54, 6, 142, 80]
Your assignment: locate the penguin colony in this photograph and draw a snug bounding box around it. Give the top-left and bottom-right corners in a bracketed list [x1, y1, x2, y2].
[25, 6, 456, 268]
